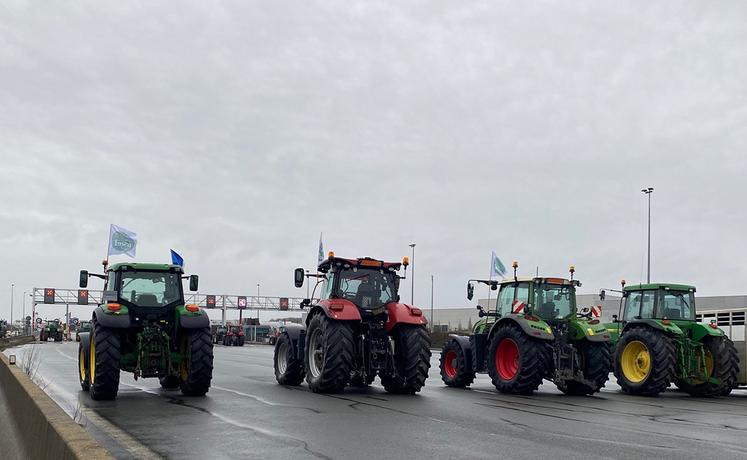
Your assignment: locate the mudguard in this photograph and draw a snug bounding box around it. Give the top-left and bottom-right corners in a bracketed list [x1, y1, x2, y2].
[93, 306, 131, 328]
[691, 322, 726, 342]
[280, 323, 306, 360]
[622, 318, 683, 336]
[384, 303, 428, 331]
[447, 334, 475, 372]
[309, 299, 362, 322]
[175, 305, 210, 329]
[490, 315, 554, 341]
[570, 321, 611, 343]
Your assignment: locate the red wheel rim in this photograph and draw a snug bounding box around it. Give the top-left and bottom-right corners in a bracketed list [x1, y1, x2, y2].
[443, 350, 458, 378]
[495, 338, 519, 380]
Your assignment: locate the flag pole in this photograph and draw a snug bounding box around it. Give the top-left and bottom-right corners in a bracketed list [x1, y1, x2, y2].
[104, 224, 112, 270]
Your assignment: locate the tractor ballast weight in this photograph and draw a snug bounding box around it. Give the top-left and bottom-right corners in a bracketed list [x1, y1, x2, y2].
[76, 262, 213, 400]
[604, 282, 739, 397]
[440, 264, 612, 395]
[274, 254, 432, 394]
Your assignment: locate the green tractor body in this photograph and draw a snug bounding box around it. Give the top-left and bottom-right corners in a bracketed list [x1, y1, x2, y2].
[76, 320, 92, 342]
[76, 262, 214, 400]
[603, 283, 739, 396]
[40, 320, 64, 342]
[212, 325, 227, 344]
[440, 267, 612, 395]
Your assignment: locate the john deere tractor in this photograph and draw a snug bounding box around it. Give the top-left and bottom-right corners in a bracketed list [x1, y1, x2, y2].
[40, 320, 64, 342]
[77, 261, 213, 400]
[440, 263, 611, 395]
[274, 253, 431, 394]
[602, 282, 739, 397]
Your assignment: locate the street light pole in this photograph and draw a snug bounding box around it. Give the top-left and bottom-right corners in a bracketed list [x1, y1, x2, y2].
[257, 283, 261, 322]
[409, 243, 416, 305]
[641, 187, 654, 283]
[430, 275, 434, 332]
[22, 291, 26, 335]
[10, 283, 14, 330]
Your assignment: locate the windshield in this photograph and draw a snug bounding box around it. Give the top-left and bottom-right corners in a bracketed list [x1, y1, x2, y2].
[533, 283, 574, 319]
[659, 290, 695, 321]
[334, 268, 397, 308]
[120, 270, 183, 307]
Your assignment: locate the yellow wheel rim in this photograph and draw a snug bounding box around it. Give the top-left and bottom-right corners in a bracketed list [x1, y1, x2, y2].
[79, 346, 86, 382]
[693, 350, 715, 384]
[89, 335, 96, 385]
[621, 340, 651, 383]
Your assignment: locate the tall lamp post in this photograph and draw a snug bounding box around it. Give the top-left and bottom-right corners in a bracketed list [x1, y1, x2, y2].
[256, 283, 261, 323]
[430, 275, 434, 332]
[10, 283, 14, 331]
[641, 187, 654, 283]
[409, 243, 416, 305]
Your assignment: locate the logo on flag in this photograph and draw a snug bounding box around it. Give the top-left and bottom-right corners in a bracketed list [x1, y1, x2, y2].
[512, 299, 526, 314]
[490, 251, 506, 279]
[108, 224, 137, 258]
[318, 233, 324, 265]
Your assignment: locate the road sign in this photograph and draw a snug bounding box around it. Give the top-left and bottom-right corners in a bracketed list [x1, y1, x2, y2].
[206, 295, 216, 308]
[279, 298, 289, 311]
[77, 289, 89, 305]
[237, 296, 247, 309]
[36, 318, 43, 324]
[44, 288, 56, 304]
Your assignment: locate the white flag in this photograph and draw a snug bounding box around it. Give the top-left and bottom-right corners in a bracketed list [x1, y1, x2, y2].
[108, 224, 137, 258]
[490, 251, 506, 279]
[317, 233, 324, 264]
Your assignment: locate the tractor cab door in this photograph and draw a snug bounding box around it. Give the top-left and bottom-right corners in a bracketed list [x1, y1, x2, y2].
[496, 282, 531, 318]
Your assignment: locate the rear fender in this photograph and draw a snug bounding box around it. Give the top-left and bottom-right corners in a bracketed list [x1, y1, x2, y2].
[622, 319, 683, 336]
[384, 303, 428, 332]
[175, 305, 210, 329]
[570, 320, 611, 343]
[308, 299, 362, 323]
[280, 324, 306, 360]
[446, 334, 477, 373]
[93, 306, 131, 329]
[489, 315, 554, 341]
[690, 322, 725, 342]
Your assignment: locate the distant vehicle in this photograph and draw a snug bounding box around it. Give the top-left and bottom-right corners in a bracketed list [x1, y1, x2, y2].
[40, 320, 63, 342]
[212, 325, 227, 344]
[75, 321, 92, 342]
[223, 325, 245, 346]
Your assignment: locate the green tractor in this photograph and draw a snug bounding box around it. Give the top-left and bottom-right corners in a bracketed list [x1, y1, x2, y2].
[40, 320, 64, 342]
[440, 263, 611, 395]
[76, 320, 92, 342]
[77, 262, 214, 400]
[602, 282, 739, 397]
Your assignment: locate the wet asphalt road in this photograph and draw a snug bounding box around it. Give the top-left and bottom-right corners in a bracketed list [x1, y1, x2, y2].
[5, 341, 747, 460]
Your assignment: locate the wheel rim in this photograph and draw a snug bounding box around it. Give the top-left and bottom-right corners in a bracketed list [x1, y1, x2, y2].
[89, 334, 96, 385]
[443, 350, 458, 378]
[621, 340, 651, 383]
[308, 328, 323, 378]
[277, 340, 288, 374]
[79, 346, 86, 382]
[495, 338, 519, 380]
[693, 349, 715, 384]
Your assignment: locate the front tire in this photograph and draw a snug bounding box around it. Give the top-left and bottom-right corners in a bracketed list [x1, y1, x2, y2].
[488, 325, 550, 395]
[179, 327, 214, 396]
[439, 339, 475, 388]
[381, 325, 432, 394]
[274, 332, 305, 385]
[89, 322, 121, 401]
[614, 326, 675, 396]
[304, 314, 354, 393]
[78, 341, 90, 391]
[557, 341, 611, 395]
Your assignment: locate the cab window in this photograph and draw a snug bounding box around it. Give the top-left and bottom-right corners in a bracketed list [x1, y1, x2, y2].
[640, 292, 656, 318]
[624, 292, 642, 321]
[496, 285, 515, 317]
[659, 290, 695, 320]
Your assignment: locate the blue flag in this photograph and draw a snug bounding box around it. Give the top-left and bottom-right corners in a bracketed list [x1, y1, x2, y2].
[170, 249, 184, 267]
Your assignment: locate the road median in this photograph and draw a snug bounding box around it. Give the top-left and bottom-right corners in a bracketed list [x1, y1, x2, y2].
[0, 350, 112, 460]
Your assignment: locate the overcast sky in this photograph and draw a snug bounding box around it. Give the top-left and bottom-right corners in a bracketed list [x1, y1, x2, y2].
[2, 1, 746, 323]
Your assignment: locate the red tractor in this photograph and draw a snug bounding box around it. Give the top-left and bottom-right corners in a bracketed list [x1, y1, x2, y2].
[274, 254, 431, 394]
[222, 325, 245, 346]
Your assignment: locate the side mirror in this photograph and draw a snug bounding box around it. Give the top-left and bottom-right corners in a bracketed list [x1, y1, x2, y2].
[599, 289, 606, 301]
[476, 305, 485, 317]
[467, 282, 474, 301]
[189, 275, 199, 292]
[79, 270, 88, 288]
[294, 268, 305, 288]
[300, 298, 311, 309]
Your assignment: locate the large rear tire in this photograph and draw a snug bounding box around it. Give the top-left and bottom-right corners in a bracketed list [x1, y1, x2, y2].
[381, 325, 432, 394]
[439, 338, 476, 388]
[304, 314, 354, 393]
[614, 326, 675, 396]
[557, 341, 611, 395]
[274, 332, 305, 385]
[179, 327, 214, 396]
[89, 322, 121, 401]
[487, 325, 549, 395]
[675, 335, 740, 397]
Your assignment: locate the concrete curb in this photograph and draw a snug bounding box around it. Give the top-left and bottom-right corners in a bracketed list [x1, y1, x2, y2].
[0, 352, 113, 460]
[0, 335, 35, 351]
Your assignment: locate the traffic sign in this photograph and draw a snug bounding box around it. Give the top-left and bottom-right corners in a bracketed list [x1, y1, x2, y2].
[279, 298, 289, 311]
[77, 289, 89, 305]
[44, 288, 56, 304]
[237, 296, 247, 309]
[206, 295, 216, 308]
[35, 317, 43, 324]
